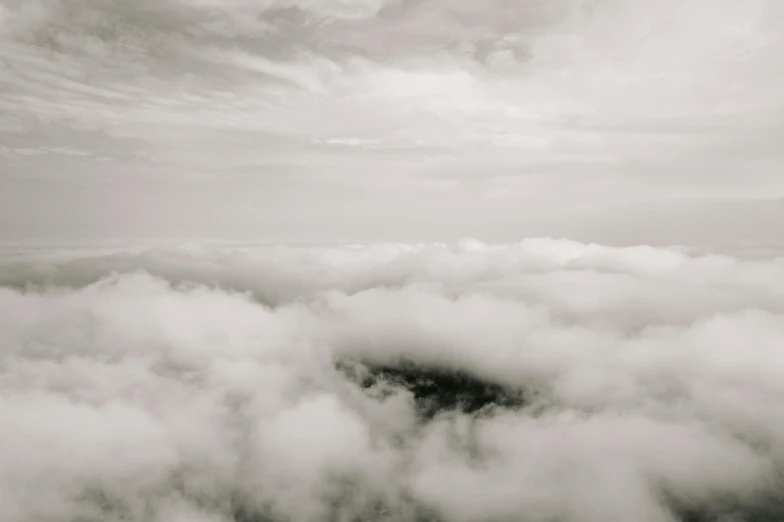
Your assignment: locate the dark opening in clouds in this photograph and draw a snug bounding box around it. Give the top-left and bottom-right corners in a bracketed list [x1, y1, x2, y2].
[339, 358, 530, 420]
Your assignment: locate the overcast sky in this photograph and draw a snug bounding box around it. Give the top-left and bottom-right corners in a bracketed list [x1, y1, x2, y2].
[3, 4, 784, 519]
[1, 0, 783, 250]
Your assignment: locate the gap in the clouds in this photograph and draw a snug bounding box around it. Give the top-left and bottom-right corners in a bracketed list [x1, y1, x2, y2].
[337, 358, 531, 421]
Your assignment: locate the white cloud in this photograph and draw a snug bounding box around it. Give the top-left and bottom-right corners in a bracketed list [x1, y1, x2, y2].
[1, 239, 784, 521]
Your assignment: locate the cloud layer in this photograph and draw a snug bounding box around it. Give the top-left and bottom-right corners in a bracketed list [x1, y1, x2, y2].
[2, 239, 784, 521]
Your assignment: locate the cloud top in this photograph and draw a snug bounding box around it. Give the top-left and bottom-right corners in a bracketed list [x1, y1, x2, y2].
[1, 239, 784, 521]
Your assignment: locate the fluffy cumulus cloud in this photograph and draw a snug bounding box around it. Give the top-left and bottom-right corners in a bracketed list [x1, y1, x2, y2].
[2, 238, 784, 522]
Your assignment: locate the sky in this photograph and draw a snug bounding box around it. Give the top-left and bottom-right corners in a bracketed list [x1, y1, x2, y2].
[1, 0, 783, 250]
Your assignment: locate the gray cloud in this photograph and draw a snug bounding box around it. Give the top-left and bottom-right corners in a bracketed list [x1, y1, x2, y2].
[2, 3, 782, 151]
[2, 0, 783, 244]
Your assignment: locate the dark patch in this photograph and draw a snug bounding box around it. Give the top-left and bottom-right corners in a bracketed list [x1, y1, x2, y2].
[659, 478, 784, 522]
[231, 502, 274, 522]
[671, 503, 784, 522]
[339, 358, 528, 420]
[230, 482, 441, 522]
[75, 486, 153, 522]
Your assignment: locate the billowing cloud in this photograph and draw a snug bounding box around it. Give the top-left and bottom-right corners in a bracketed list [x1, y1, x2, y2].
[1, 238, 784, 521]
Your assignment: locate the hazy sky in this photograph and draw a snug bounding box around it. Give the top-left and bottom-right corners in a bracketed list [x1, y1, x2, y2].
[1, 0, 783, 249]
